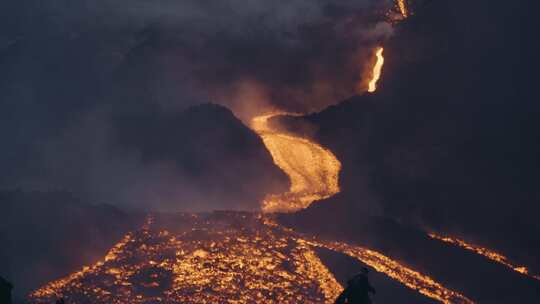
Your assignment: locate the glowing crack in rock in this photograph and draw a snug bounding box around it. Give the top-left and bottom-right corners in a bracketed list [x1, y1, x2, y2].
[429, 233, 540, 281]
[251, 113, 341, 213]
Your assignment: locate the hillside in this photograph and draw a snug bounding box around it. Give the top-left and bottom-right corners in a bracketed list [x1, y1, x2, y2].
[277, 0, 540, 302]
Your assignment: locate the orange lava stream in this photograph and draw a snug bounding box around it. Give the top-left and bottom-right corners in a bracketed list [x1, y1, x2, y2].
[368, 47, 385, 93]
[31, 213, 476, 304]
[429, 233, 540, 281]
[310, 240, 475, 304]
[263, 219, 475, 304]
[251, 112, 477, 302]
[397, 0, 409, 18]
[251, 113, 341, 213]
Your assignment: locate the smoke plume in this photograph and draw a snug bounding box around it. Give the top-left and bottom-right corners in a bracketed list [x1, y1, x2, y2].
[0, 0, 396, 211]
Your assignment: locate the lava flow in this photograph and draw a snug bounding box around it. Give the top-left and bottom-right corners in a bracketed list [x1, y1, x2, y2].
[29, 122, 476, 304]
[368, 47, 385, 93]
[313, 240, 474, 304]
[251, 113, 341, 213]
[263, 219, 475, 304]
[429, 233, 540, 281]
[30, 213, 475, 304]
[29, 213, 343, 304]
[28, 2, 479, 302]
[397, 0, 409, 18]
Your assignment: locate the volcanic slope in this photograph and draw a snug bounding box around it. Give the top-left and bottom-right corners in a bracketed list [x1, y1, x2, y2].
[29, 212, 474, 304]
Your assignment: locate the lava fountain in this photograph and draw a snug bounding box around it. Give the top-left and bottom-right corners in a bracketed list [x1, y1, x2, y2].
[251, 113, 341, 213]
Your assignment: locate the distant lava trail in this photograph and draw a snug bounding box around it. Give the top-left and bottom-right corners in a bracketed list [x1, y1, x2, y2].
[368, 47, 385, 93]
[397, 0, 408, 18]
[251, 113, 341, 213]
[429, 233, 540, 281]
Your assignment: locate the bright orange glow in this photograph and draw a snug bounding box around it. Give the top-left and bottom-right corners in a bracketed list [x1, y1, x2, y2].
[30, 214, 476, 304]
[429, 233, 540, 281]
[397, 0, 408, 18]
[312, 240, 475, 304]
[29, 213, 343, 304]
[31, 70, 480, 303]
[368, 47, 385, 93]
[251, 113, 341, 213]
[263, 219, 475, 304]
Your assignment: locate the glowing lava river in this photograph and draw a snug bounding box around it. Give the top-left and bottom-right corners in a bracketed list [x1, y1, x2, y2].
[29, 110, 475, 304]
[27, 1, 480, 302]
[251, 113, 341, 213]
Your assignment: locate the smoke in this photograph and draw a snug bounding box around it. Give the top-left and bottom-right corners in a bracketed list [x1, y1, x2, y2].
[0, 0, 396, 211]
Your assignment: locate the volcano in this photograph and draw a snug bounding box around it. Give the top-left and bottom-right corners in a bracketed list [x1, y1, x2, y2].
[4, 0, 540, 303]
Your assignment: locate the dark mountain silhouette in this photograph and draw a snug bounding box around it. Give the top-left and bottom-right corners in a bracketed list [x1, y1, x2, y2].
[277, 0, 540, 302]
[0, 103, 289, 300]
[114, 102, 288, 211]
[0, 190, 143, 301]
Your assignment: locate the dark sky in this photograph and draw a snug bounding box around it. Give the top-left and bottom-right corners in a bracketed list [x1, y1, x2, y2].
[0, 0, 395, 211]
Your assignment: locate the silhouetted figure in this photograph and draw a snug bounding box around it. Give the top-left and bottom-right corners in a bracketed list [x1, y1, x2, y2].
[56, 298, 65, 304]
[335, 268, 376, 304]
[0, 276, 13, 304]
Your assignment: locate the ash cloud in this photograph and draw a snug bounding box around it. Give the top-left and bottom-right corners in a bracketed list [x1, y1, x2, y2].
[0, 0, 395, 211]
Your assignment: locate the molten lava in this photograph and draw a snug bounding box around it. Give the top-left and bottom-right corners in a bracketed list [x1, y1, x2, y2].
[429, 233, 540, 281]
[264, 219, 475, 304]
[313, 241, 475, 304]
[30, 213, 343, 304]
[397, 0, 409, 18]
[368, 47, 385, 93]
[251, 113, 341, 213]
[30, 213, 475, 304]
[30, 12, 478, 300]
[29, 118, 477, 304]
